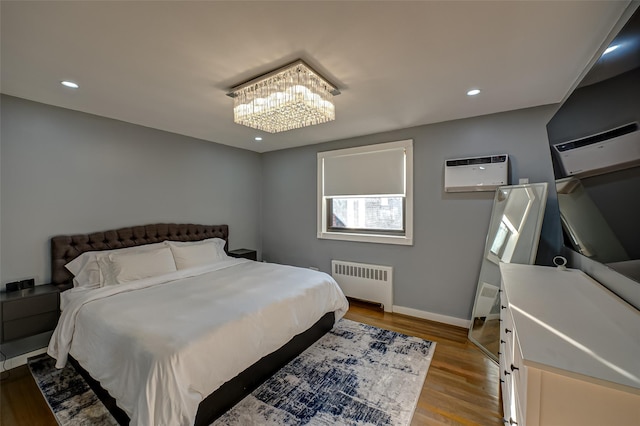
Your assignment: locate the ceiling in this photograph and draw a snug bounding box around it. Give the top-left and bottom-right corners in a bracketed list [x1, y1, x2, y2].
[0, 1, 633, 153]
[579, 4, 640, 88]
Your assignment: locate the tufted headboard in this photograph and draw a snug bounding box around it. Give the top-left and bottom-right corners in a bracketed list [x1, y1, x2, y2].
[51, 223, 229, 286]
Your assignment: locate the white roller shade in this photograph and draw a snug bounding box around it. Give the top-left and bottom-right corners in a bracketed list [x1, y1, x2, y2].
[323, 146, 406, 197]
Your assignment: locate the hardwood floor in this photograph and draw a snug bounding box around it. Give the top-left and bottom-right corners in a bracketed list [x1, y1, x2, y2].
[345, 302, 503, 425]
[0, 303, 502, 425]
[0, 364, 57, 426]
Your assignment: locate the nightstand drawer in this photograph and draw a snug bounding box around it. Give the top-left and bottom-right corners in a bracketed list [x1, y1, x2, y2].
[2, 292, 58, 321]
[2, 311, 59, 341]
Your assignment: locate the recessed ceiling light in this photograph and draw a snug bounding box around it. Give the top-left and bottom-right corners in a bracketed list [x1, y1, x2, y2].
[602, 44, 620, 56]
[61, 80, 79, 89]
[467, 89, 481, 96]
[254, 136, 263, 141]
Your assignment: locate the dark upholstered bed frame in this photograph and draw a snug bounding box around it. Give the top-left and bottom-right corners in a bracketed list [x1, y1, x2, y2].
[51, 224, 230, 287]
[51, 223, 335, 425]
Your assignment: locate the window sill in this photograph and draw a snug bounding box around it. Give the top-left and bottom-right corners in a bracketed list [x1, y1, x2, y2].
[317, 231, 413, 246]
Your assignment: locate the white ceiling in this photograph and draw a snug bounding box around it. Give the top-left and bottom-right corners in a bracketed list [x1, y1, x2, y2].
[0, 1, 631, 153]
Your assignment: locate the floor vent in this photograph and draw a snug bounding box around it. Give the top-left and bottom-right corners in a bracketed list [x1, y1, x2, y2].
[331, 260, 393, 312]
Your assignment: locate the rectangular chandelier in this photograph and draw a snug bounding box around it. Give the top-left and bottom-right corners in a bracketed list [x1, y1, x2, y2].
[227, 60, 339, 133]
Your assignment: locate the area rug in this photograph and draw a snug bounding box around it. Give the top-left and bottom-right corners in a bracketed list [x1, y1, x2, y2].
[28, 355, 118, 426]
[29, 319, 435, 426]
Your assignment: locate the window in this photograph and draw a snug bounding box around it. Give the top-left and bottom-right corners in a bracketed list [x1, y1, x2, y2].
[317, 139, 413, 245]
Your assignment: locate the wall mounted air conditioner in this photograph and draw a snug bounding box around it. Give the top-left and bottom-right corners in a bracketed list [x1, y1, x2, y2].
[444, 154, 508, 192]
[552, 122, 640, 178]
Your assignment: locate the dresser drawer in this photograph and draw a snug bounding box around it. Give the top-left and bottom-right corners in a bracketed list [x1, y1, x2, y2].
[500, 369, 513, 423]
[512, 385, 525, 426]
[500, 308, 515, 361]
[2, 292, 58, 321]
[511, 332, 528, 422]
[2, 311, 58, 341]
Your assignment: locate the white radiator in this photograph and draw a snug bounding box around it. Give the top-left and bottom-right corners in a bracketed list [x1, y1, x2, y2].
[331, 260, 393, 312]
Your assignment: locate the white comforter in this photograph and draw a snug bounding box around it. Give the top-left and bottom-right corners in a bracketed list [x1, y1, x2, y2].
[48, 259, 348, 426]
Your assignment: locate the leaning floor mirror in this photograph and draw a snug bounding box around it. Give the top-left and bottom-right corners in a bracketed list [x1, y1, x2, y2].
[468, 182, 548, 361]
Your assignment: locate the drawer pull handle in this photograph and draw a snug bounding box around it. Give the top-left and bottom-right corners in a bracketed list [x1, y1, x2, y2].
[498, 351, 502, 356]
[510, 364, 520, 372]
[500, 339, 506, 344]
[504, 369, 510, 376]
[505, 328, 512, 334]
[501, 305, 507, 310]
[510, 418, 518, 425]
[500, 379, 505, 384]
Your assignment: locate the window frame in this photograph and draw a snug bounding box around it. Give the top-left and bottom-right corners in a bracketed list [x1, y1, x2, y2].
[326, 197, 406, 235]
[317, 139, 414, 246]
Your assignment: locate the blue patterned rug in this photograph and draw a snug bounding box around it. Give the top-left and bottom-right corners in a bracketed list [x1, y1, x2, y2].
[29, 319, 434, 426]
[28, 355, 118, 426]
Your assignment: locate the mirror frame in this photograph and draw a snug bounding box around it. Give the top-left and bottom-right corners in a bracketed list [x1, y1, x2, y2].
[468, 183, 548, 362]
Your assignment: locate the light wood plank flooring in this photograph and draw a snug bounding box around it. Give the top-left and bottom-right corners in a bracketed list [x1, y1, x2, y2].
[1, 303, 502, 425]
[0, 364, 57, 426]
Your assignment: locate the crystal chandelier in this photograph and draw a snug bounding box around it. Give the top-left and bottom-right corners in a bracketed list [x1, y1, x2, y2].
[227, 60, 339, 133]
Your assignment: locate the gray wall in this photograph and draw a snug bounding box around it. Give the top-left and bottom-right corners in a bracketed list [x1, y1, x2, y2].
[0, 95, 564, 322]
[261, 105, 562, 321]
[1, 95, 262, 284]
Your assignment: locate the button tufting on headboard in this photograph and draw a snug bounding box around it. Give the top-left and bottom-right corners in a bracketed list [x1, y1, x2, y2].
[51, 223, 229, 286]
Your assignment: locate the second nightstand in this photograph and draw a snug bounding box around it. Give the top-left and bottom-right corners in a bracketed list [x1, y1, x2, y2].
[228, 249, 257, 261]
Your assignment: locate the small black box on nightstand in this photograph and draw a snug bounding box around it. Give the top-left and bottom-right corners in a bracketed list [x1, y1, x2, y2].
[20, 278, 35, 289]
[5, 281, 20, 292]
[5, 278, 35, 292]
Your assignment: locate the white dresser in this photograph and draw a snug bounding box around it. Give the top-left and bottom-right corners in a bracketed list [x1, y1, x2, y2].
[499, 263, 640, 426]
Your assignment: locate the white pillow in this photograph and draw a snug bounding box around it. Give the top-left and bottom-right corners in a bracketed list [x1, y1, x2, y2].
[65, 253, 102, 289]
[168, 241, 227, 270]
[167, 237, 226, 248]
[166, 238, 228, 259]
[102, 246, 177, 285]
[65, 242, 167, 288]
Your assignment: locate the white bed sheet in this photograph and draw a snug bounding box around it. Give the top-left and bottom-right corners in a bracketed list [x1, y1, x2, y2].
[48, 259, 348, 426]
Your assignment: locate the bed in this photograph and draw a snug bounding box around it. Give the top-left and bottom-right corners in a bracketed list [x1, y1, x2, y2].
[47, 223, 348, 426]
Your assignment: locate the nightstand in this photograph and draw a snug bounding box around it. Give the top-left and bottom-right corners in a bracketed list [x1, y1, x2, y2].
[228, 248, 257, 261]
[0, 284, 60, 344]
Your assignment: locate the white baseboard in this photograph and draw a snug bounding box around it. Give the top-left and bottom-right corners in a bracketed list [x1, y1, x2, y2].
[392, 305, 471, 328]
[1, 347, 47, 372]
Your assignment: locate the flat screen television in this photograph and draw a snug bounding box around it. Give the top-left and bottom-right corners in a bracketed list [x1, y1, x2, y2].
[546, 4, 640, 308]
